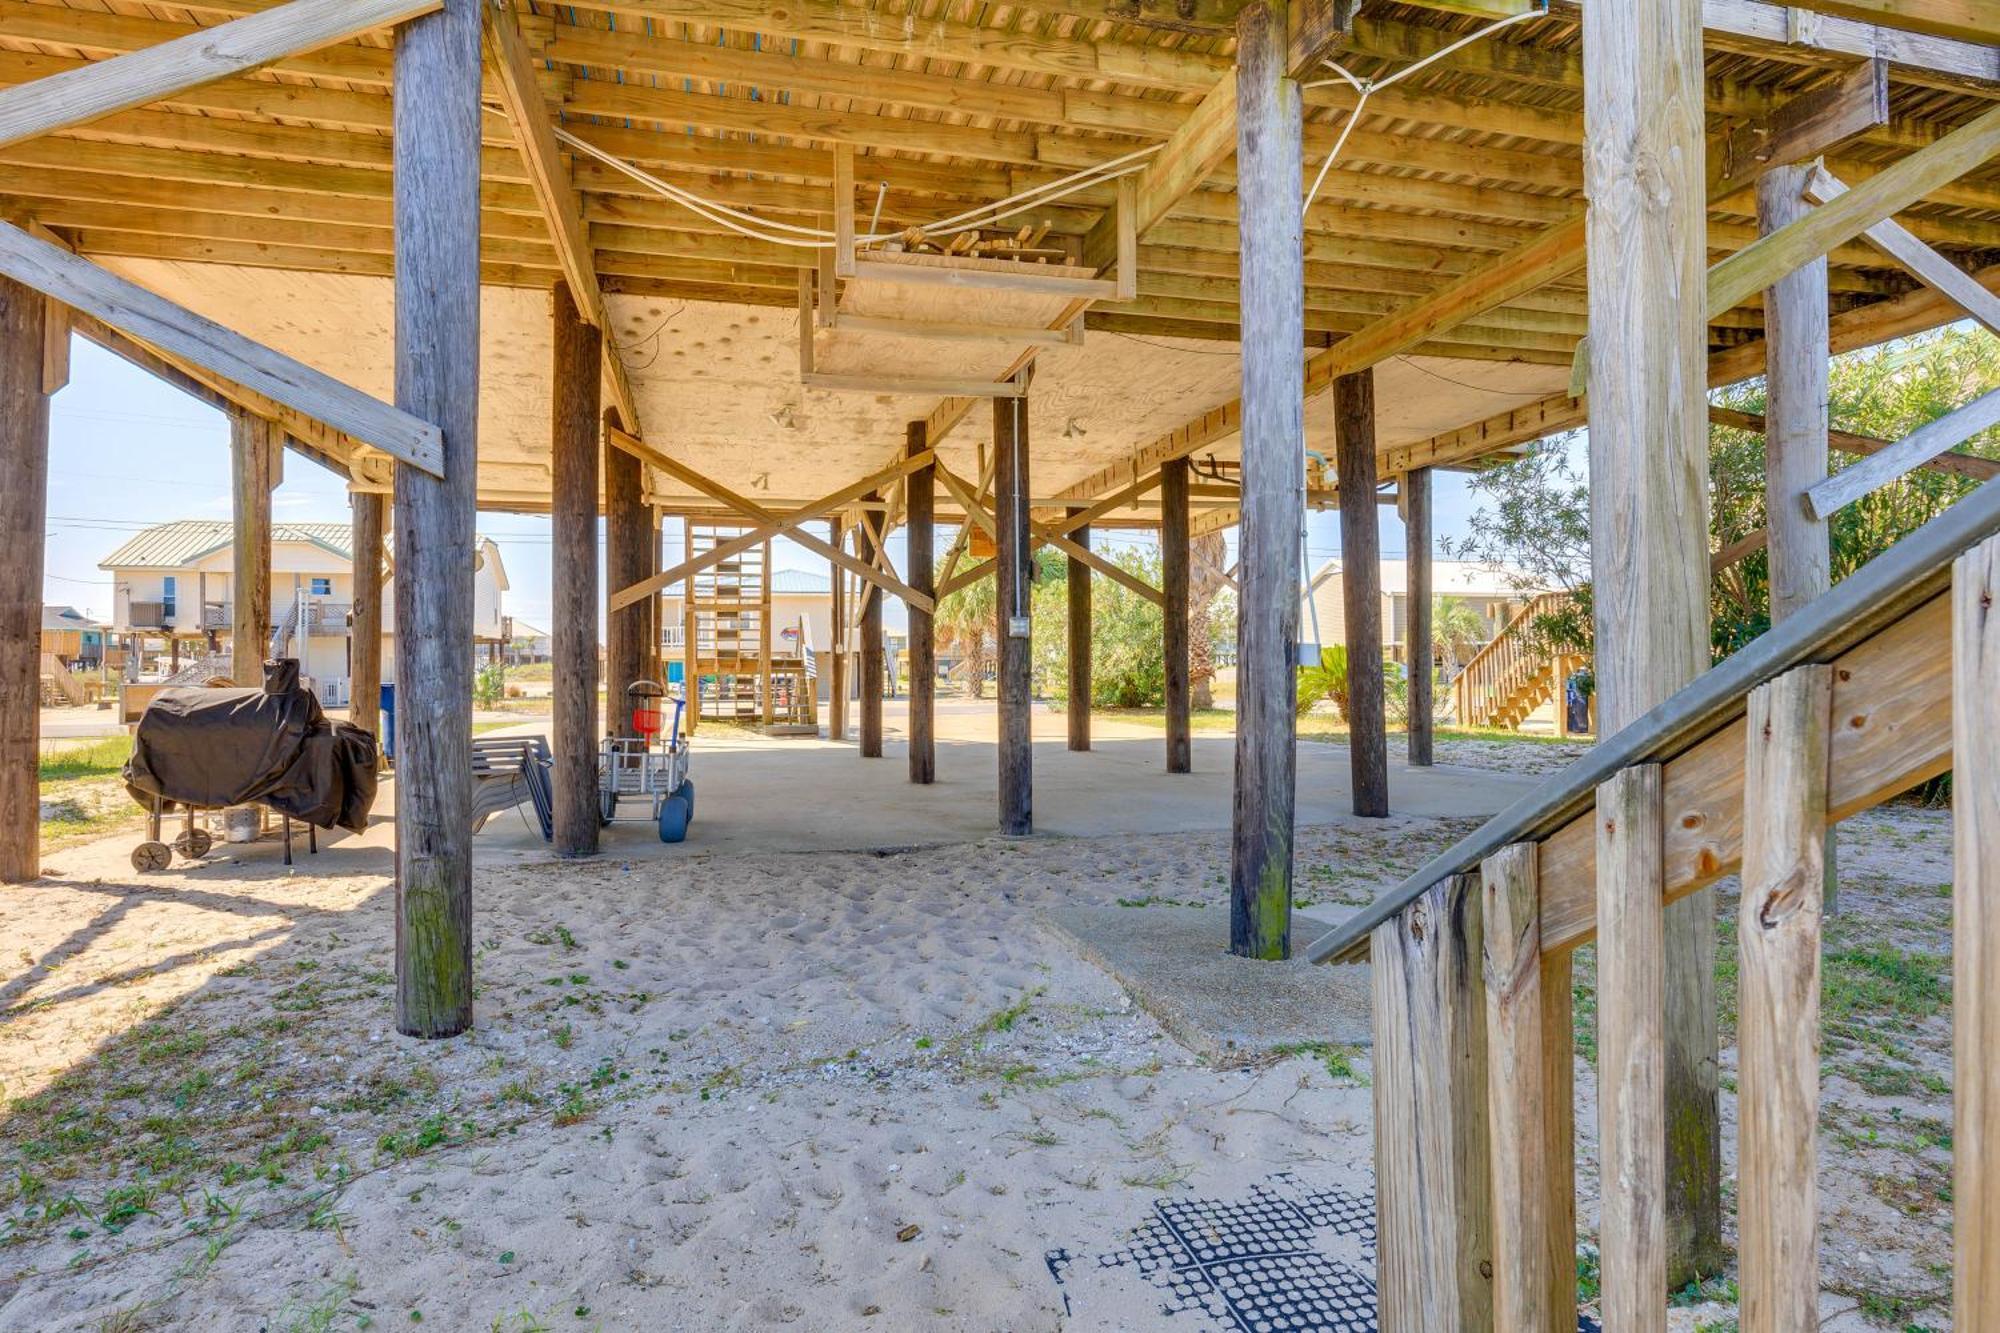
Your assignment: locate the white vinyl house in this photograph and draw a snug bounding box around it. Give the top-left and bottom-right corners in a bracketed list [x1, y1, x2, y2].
[100, 519, 509, 699]
[1301, 557, 1549, 666]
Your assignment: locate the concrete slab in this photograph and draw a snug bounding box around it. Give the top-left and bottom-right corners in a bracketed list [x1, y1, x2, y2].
[471, 721, 1538, 863]
[1043, 904, 1374, 1063]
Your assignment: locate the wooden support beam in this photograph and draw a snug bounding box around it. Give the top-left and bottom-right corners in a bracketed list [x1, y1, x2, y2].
[1162, 456, 1192, 775]
[1953, 533, 2000, 1333]
[1406, 467, 1434, 767]
[348, 488, 386, 741]
[828, 516, 847, 744]
[1709, 101, 2000, 324]
[1759, 164, 1834, 624]
[907, 422, 935, 784]
[605, 413, 648, 738]
[1806, 386, 2000, 520]
[995, 376, 1033, 836]
[391, 0, 481, 1040]
[1480, 843, 1557, 1333]
[1585, 0, 1720, 1287]
[0, 273, 47, 884]
[0, 222, 441, 473]
[230, 410, 274, 677]
[1596, 764, 1669, 1333]
[1337, 370, 1388, 818]
[1371, 874, 1493, 1332]
[1080, 71, 1237, 274]
[1801, 0, 1999, 43]
[484, 0, 640, 433]
[858, 487, 884, 759]
[551, 279, 601, 857]
[1736, 664, 1831, 1333]
[1286, 0, 1359, 77]
[1067, 509, 1092, 752]
[1229, 0, 1302, 962]
[1806, 166, 2000, 338]
[0, 0, 440, 152]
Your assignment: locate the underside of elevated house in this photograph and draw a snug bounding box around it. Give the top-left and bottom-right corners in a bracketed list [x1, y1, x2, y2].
[1, 0, 1998, 1328]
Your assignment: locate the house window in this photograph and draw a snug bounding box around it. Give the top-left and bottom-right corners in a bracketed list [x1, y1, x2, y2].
[309, 577, 332, 596]
[161, 576, 176, 617]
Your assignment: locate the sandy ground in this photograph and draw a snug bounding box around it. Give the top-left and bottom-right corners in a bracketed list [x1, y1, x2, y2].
[0, 785, 1962, 1331]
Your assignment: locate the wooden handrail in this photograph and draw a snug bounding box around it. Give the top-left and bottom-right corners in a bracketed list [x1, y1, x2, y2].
[1307, 463, 2000, 966]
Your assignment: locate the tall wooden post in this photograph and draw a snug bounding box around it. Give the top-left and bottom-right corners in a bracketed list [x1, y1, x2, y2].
[1953, 534, 2000, 1333]
[391, 0, 481, 1039]
[1371, 874, 1493, 1331]
[829, 516, 847, 743]
[858, 497, 884, 758]
[994, 372, 1033, 836]
[1067, 508, 1092, 750]
[1336, 370, 1389, 818]
[1406, 468, 1434, 767]
[906, 422, 936, 784]
[230, 409, 274, 677]
[1229, 0, 1303, 959]
[0, 275, 48, 885]
[647, 508, 663, 685]
[1162, 457, 1192, 774]
[348, 488, 386, 738]
[605, 430, 647, 740]
[1759, 162, 1840, 918]
[1584, 0, 1720, 1284]
[551, 281, 601, 857]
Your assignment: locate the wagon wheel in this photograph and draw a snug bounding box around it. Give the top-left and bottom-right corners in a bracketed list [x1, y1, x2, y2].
[131, 841, 173, 873]
[173, 828, 213, 860]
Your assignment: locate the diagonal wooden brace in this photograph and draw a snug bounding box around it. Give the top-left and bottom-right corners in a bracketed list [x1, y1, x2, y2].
[610, 430, 935, 613]
[936, 465, 1165, 608]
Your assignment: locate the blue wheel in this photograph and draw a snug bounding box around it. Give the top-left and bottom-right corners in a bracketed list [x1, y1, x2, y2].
[658, 793, 691, 843]
[678, 778, 694, 818]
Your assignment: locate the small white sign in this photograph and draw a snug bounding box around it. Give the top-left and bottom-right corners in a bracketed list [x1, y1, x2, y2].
[1008, 615, 1031, 638]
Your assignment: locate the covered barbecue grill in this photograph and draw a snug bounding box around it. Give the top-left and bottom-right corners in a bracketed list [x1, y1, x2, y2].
[122, 659, 378, 872]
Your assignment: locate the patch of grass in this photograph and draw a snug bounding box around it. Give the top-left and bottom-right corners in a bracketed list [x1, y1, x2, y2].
[1270, 1040, 1365, 1084]
[978, 987, 1046, 1036]
[38, 736, 132, 783]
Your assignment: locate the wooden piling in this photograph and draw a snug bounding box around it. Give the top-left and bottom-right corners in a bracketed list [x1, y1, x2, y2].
[907, 421, 936, 784]
[1336, 369, 1389, 818]
[391, 0, 481, 1038]
[0, 274, 48, 885]
[829, 516, 847, 743]
[1406, 467, 1434, 767]
[550, 279, 601, 857]
[858, 494, 884, 758]
[348, 488, 386, 739]
[1596, 763, 1668, 1333]
[230, 409, 274, 677]
[1583, 0, 1721, 1282]
[1737, 665, 1831, 1333]
[605, 428, 648, 740]
[1372, 873, 1493, 1331]
[995, 374, 1033, 836]
[1228, 0, 1303, 958]
[1952, 534, 2000, 1333]
[1162, 456, 1192, 774]
[1067, 508, 1092, 751]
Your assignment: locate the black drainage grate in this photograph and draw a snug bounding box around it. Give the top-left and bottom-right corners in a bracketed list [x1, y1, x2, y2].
[1047, 1171, 1601, 1332]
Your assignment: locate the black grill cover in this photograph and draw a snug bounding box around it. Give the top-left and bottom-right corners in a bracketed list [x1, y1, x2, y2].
[124, 660, 378, 834]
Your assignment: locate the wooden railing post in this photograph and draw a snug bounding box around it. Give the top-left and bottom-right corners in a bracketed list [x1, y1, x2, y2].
[1596, 764, 1667, 1332]
[1953, 534, 2000, 1331]
[1482, 843, 1576, 1332]
[1373, 873, 1493, 1331]
[1736, 664, 1831, 1332]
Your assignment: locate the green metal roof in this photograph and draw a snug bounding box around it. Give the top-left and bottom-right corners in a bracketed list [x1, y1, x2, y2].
[97, 520, 354, 571]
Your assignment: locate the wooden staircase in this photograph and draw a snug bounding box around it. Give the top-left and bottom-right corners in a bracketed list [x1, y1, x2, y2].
[1453, 591, 1580, 731]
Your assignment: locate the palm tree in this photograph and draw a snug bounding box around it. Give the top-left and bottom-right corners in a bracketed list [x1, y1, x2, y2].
[1431, 595, 1487, 675]
[1187, 532, 1229, 708]
[935, 573, 996, 699]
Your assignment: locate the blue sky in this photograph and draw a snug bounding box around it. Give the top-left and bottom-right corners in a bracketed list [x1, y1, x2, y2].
[43, 336, 1502, 635]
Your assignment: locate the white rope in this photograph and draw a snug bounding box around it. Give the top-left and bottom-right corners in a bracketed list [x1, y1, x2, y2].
[547, 120, 1160, 252]
[1299, 7, 1541, 210]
